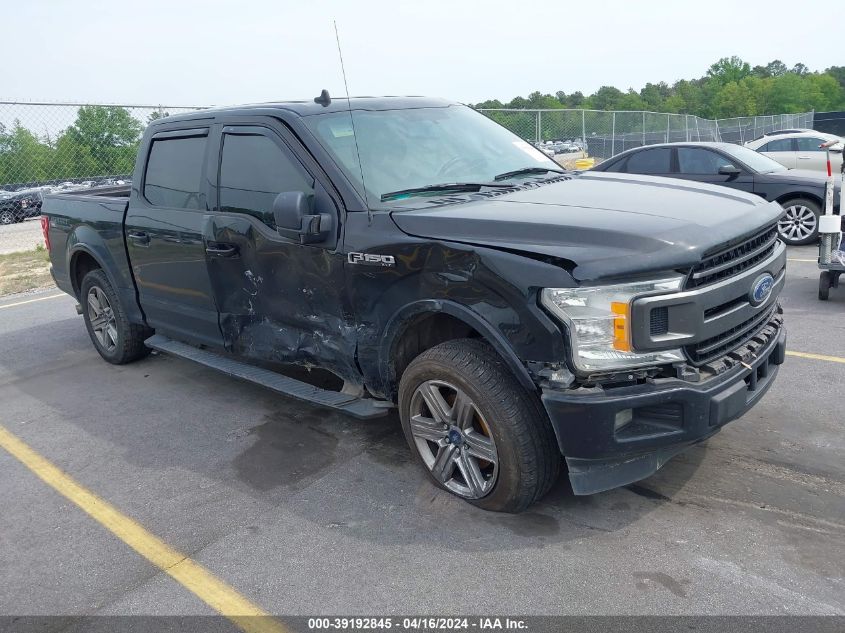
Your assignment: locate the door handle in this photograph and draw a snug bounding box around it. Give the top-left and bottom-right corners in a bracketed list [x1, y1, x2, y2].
[205, 243, 239, 257]
[127, 231, 150, 245]
[797, 156, 811, 160]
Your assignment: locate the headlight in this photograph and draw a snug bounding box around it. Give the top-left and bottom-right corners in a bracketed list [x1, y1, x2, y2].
[541, 278, 685, 373]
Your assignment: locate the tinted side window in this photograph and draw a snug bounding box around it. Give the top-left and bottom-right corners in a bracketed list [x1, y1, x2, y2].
[144, 136, 207, 209]
[796, 137, 826, 152]
[219, 134, 314, 228]
[602, 157, 627, 172]
[763, 138, 793, 152]
[677, 148, 735, 175]
[624, 148, 672, 174]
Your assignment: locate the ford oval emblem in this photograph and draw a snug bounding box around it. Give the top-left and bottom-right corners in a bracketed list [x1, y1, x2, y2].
[749, 273, 774, 306]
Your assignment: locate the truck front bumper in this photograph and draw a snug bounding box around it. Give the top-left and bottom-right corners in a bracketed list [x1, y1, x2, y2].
[541, 326, 786, 495]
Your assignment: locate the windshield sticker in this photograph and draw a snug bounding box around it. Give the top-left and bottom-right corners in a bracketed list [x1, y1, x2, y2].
[513, 140, 548, 162]
[330, 124, 355, 138]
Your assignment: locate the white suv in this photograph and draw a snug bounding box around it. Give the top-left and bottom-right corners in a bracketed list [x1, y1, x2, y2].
[745, 130, 843, 173]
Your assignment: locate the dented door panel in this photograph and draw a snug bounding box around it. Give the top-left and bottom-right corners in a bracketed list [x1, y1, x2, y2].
[203, 212, 359, 384]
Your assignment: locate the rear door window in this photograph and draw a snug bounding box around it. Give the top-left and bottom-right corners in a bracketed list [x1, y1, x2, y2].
[218, 133, 314, 229]
[677, 148, 736, 174]
[795, 137, 827, 152]
[144, 135, 208, 209]
[624, 148, 672, 174]
[761, 138, 794, 152]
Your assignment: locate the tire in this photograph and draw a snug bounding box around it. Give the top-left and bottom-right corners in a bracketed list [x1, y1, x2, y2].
[398, 338, 560, 513]
[819, 271, 831, 301]
[80, 268, 152, 364]
[778, 198, 821, 245]
[0, 210, 13, 225]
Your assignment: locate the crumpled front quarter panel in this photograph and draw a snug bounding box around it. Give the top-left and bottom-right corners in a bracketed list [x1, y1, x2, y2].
[344, 213, 573, 398]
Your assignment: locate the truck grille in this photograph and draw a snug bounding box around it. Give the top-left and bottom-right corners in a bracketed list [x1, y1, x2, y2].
[685, 305, 778, 366]
[687, 224, 780, 288]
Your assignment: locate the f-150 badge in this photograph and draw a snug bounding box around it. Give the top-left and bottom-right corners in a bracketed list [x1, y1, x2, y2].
[347, 252, 396, 266]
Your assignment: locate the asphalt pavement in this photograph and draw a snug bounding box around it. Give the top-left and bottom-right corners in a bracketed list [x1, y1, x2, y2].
[0, 245, 842, 622]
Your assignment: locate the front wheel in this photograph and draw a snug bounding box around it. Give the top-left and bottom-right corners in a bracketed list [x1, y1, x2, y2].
[398, 339, 560, 513]
[80, 268, 152, 364]
[778, 198, 821, 245]
[0, 210, 14, 225]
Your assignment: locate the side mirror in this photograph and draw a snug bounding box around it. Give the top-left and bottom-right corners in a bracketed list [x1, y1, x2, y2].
[272, 191, 332, 244]
[718, 164, 741, 177]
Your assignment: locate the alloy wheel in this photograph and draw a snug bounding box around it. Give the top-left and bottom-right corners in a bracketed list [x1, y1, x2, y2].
[87, 286, 118, 353]
[778, 205, 817, 242]
[408, 380, 498, 499]
[0, 211, 13, 225]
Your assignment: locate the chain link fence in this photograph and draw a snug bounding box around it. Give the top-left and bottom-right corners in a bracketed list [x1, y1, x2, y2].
[0, 101, 206, 193]
[714, 112, 815, 145]
[478, 108, 814, 162]
[0, 101, 817, 193]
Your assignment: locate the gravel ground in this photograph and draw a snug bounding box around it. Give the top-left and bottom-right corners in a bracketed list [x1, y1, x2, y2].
[0, 219, 45, 255]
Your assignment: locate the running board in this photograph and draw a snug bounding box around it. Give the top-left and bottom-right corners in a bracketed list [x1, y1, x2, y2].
[144, 334, 390, 419]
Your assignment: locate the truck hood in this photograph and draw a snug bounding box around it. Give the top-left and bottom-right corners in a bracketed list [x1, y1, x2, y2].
[390, 172, 784, 282]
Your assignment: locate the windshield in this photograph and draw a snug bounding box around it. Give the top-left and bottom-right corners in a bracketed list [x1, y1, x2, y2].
[304, 104, 561, 206]
[720, 144, 788, 173]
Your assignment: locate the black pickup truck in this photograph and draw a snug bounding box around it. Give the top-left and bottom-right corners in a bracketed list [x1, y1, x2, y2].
[43, 97, 786, 512]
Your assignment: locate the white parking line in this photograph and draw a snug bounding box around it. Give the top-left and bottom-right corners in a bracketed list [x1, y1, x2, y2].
[0, 293, 65, 310]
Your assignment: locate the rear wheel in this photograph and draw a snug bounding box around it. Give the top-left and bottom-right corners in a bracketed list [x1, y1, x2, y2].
[778, 198, 820, 245]
[80, 269, 152, 364]
[398, 339, 560, 513]
[0, 210, 14, 225]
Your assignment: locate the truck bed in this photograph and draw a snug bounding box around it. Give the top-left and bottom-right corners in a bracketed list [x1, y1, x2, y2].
[48, 184, 131, 203]
[42, 184, 137, 319]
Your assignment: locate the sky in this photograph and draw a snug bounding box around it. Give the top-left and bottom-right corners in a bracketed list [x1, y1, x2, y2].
[1, 0, 840, 108]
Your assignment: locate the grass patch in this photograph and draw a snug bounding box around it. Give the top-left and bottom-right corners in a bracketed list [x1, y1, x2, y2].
[0, 244, 53, 296]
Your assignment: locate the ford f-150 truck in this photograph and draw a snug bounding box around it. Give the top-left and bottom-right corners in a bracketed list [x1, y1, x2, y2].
[42, 96, 787, 512]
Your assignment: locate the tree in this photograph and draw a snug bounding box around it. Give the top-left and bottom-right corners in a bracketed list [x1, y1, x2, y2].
[66, 105, 143, 149]
[566, 92, 585, 108]
[753, 60, 788, 78]
[63, 106, 144, 176]
[147, 109, 170, 123]
[475, 57, 845, 119]
[640, 82, 669, 110]
[0, 122, 53, 185]
[707, 56, 752, 85]
[587, 86, 625, 110]
[767, 60, 788, 77]
[525, 91, 561, 109]
[825, 66, 845, 91]
[712, 81, 757, 117]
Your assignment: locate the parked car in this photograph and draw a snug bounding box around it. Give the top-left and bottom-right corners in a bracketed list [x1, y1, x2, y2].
[42, 97, 786, 512]
[0, 189, 43, 225]
[591, 141, 842, 245]
[745, 131, 843, 174]
[533, 142, 556, 157]
[747, 129, 814, 141]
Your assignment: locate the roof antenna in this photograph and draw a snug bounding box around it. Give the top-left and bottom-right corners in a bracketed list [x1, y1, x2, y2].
[333, 20, 371, 223]
[314, 89, 331, 107]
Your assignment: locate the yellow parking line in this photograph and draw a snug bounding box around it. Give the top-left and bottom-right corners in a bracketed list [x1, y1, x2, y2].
[787, 350, 845, 364]
[0, 293, 65, 310]
[0, 424, 287, 633]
